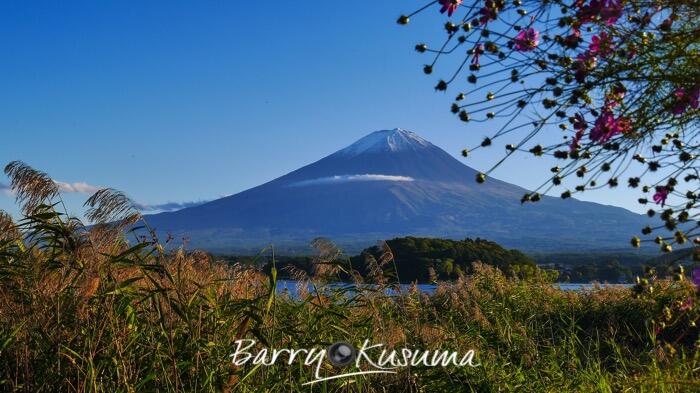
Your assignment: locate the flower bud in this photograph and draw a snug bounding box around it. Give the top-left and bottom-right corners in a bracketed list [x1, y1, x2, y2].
[435, 80, 448, 91]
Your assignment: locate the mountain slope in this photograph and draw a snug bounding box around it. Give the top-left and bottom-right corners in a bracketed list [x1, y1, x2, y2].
[144, 128, 652, 253]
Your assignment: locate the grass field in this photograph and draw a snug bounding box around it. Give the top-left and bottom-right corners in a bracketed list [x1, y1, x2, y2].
[1, 163, 699, 392]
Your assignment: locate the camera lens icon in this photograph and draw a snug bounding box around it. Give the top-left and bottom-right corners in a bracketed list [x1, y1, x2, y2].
[327, 342, 356, 367]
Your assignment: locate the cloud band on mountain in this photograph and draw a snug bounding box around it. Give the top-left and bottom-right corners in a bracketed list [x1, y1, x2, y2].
[133, 200, 208, 212]
[289, 174, 415, 187]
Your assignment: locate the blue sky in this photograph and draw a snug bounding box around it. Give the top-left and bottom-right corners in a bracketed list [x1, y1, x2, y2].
[0, 0, 642, 218]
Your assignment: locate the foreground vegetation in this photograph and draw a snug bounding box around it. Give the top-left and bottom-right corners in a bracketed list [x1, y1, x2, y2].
[1, 162, 699, 392]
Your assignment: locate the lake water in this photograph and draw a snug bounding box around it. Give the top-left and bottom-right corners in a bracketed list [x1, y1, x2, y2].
[556, 283, 633, 291]
[275, 280, 633, 298]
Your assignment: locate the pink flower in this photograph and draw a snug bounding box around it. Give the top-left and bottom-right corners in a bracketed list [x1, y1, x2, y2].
[671, 87, 700, 115]
[653, 187, 669, 206]
[605, 83, 626, 107]
[478, 6, 497, 25]
[438, 0, 462, 17]
[513, 28, 540, 52]
[690, 88, 699, 109]
[692, 268, 700, 287]
[680, 296, 693, 311]
[570, 112, 588, 151]
[675, 88, 686, 99]
[659, 17, 674, 31]
[590, 108, 629, 143]
[564, 27, 582, 48]
[574, 53, 597, 82]
[654, 325, 663, 336]
[590, 110, 615, 142]
[573, 113, 588, 130]
[599, 0, 622, 25]
[471, 43, 484, 66]
[589, 32, 614, 57]
[576, 0, 622, 26]
[570, 129, 585, 152]
[576, 0, 599, 23]
[672, 88, 687, 115]
[575, 34, 614, 81]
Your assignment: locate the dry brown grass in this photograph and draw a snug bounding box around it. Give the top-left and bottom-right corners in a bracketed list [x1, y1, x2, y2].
[1, 162, 699, 392]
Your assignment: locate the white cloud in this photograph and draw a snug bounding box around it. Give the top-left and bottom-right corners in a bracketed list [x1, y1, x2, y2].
[54, 181, 102, 194]
[0, 180, 102, 196]
[289, 174, 414, 187]
[1, 180, 102, 196]
[0, 182, 12, 197]
[2, 179, 209, 213]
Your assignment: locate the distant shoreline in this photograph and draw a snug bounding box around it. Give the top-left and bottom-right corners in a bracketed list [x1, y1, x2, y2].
[275, 280, 635, 296]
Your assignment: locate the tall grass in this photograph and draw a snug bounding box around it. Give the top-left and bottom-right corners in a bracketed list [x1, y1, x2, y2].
[0, 161, 698, 392]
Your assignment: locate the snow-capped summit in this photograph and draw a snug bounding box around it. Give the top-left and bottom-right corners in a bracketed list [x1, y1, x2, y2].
[338, 128, 432, 156]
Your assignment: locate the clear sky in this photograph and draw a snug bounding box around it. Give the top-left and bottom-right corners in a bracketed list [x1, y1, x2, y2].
[0, 0, 643, 219]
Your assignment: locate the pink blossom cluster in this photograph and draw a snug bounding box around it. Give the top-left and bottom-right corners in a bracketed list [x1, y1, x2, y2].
[513, 28, 540, 52]
[575, 0, 623, 26]
[671, 87, 700, 115]
[570, 113, 588, 151]
[573, 32, 616, 83]
[590, 108, 630, 143]
[653, 187, 669, 206]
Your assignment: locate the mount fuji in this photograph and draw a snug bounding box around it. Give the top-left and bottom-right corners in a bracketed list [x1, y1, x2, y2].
[143, 128, 651, 253]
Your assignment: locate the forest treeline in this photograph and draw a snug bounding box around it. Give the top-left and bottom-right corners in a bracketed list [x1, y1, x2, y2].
[227, 237, 546, 283]
[223, 237, 673, 284]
